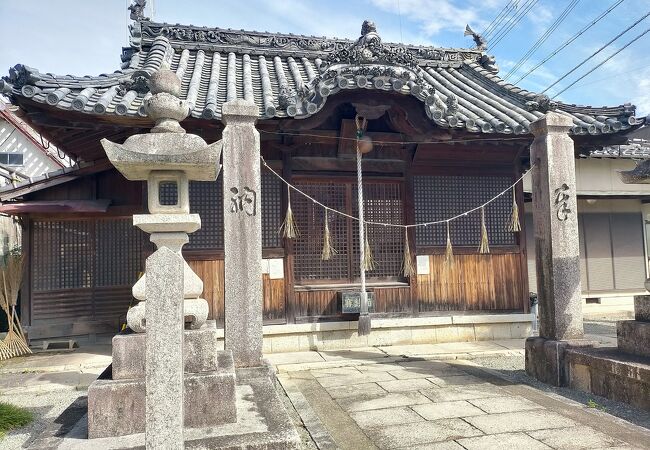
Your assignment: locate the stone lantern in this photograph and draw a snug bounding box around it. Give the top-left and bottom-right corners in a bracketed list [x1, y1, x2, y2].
[102, 66, 221, 333]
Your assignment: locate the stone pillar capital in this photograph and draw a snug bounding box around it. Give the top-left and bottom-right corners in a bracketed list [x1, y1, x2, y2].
[222, 99, 259, 124]
[530, 112, 574, 136]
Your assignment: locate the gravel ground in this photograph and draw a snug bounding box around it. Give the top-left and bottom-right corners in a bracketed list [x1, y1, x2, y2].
[470, 354, 650, 431]
[0, 390, 86, 449]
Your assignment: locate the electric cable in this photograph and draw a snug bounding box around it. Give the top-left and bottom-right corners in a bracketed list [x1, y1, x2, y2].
[513, 0, 625, 84]
[489, 0, 540, 50]
[504, 0, 580, 81]
[551, 26, 650, 99]
[541, 10, 650, 94]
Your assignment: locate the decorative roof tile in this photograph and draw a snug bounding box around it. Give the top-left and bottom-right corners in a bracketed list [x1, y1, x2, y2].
[2, 18, 644, 135]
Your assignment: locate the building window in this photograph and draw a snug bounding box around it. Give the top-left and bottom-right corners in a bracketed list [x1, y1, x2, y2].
[0, 153, 24, 166]
[292, 179, 404, 282]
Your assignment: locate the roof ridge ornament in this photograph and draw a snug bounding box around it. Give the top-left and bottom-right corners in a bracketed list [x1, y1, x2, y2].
[128, 0, 149, 21]
[464, 25, 487, 51]
[324, 20, 417, 69]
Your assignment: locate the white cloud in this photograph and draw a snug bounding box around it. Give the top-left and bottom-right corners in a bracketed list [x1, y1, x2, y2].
[369, 0, 497, 36]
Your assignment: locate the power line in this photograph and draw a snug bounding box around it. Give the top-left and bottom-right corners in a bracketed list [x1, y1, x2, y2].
[542, 10, 650, 94]
[483, 1, 518, 38]
[566, 61, 650, 89]
[489, 0, 540, 51]
[504, 0, 580, 81]
[551, 26, 650, 99]
[513, 0, 626, 84]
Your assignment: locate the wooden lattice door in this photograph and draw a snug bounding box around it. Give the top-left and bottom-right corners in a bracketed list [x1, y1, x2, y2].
[292, 178, 404, 284]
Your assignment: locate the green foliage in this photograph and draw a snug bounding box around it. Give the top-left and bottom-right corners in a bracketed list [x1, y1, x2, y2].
[0, 402, 32, 438]
[586, 399, 606, 411]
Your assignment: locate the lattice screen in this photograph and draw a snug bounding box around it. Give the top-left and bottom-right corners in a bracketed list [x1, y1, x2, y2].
[183, 171, 282, 251]
[352, 183, 404, 278]
[95, 219, 147, 287]
[293, 180, 404, 282]
[414, 175, 516, 247]
[293, 182, 349, 281]
[186, 177, 224, 250]
[261, 171, 282, 248]
[32, 219, 146, 291]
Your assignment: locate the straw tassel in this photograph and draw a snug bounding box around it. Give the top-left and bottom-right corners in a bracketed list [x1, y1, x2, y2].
[478, 207, 490, 254]
[444, 221, 454, 269]
[508, 189, 521, 232]
[321, 210, 337, 260]
[402, 228, 416, 277]
[363, 224, 377, 271]
[280, 186, 299, 239]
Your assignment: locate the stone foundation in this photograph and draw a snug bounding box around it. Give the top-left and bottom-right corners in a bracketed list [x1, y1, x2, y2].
[87, 321, 237, 439]
[617, 320, 650, 358]
[566, 347, 650, 411]
[254, 313, 533, 353]
[525, 336, 597, 386]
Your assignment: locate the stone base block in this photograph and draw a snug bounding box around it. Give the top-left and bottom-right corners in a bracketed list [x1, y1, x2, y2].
[34, 368, 301, 449]
[618, 320, 650, 358]
[566, 347, 650, 411]
[634, 295, 650, 322]
[525, 336, 597, 387]
[87, 350, 236, 439]
[112, 321, 221, 380]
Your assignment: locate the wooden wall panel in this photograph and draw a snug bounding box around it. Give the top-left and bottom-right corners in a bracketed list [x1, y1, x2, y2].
[294, 286, 411, 320]
[188, 259, 286, 323]
[417, 253, 525, 311]
[188, 259, 224, 321]
[263, 275, 286, 321]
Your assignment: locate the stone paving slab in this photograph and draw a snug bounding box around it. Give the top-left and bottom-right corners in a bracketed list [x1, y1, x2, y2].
[464, 410, 577, 434]
[337, 391, 431, 412]
[411, 400, 486, 420]
[350, 406, 424, 429]
[318, 347, 387, 361]
[528, 425, 628, 449]
[377, 377, 436, 392]
[397, 442, 465, 450]
[316, 370, 396, 388]
[426, 374, 487, 387]
[457, 432, 553, 449]
[363, 418, 482, 448]
[324, 382, 387, 399]
[420, 385, 502, 402]
[468, 395, 544, 414]
[264, 351, 325, 366]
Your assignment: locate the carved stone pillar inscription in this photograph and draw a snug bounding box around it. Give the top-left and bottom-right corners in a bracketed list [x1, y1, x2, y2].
[530, 112, 584, 341]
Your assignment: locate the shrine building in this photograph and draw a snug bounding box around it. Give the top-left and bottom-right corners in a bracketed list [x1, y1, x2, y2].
[0, 9, 647, 347]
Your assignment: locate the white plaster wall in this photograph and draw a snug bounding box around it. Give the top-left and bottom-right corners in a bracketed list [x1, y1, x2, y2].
[524, 158, 650, 196]
[0, 118, 70, 186]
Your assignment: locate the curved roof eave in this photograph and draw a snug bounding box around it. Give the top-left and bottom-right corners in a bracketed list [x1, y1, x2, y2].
[1, 20, 643, 136]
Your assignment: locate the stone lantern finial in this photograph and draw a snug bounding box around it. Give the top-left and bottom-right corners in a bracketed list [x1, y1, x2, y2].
[145, 66, 190, 133]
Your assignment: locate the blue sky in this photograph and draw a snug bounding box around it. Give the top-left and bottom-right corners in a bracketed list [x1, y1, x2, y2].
[1, 0, 649, 116]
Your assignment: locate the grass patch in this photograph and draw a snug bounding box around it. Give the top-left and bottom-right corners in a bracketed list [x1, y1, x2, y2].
[0, 402, 33, 438]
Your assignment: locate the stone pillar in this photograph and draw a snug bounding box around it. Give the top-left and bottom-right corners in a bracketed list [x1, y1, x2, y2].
[222, 99, 263, 368]
[145, 247, 185, 449]
[525, 112, 596, 386]
[530, 112, 583, 340]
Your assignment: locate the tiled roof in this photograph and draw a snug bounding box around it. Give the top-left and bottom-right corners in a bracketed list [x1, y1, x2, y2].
[589, 139, 650, 159]
[1, 19, 644, 135]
